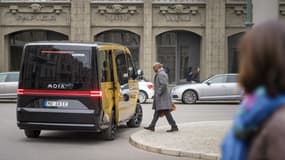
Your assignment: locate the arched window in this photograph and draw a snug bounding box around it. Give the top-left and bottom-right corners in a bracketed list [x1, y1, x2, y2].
[95, 30, 140, 67]
[228, 32, 244, 73]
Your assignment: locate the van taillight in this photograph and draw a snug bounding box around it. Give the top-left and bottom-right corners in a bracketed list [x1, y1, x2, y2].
[17, 89, 24, 95]
[41, 51, 74, 54]
[147, 83, 153, 89]
[90, 91, 102, 97]
[17, 89, 102, 97]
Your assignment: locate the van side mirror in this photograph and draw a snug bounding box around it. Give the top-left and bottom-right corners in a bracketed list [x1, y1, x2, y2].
[136, 69, 144, 80]
[128, 67, 136, 79]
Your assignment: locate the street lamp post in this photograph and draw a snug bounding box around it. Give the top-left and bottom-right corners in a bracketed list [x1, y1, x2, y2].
[245, 0, 253, 27]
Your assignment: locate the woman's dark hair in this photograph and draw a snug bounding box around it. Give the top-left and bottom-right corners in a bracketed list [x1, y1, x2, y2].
[238, 20, 285, 96]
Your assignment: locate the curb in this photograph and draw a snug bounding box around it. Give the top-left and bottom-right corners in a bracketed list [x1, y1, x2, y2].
[129, 133, 220, 160]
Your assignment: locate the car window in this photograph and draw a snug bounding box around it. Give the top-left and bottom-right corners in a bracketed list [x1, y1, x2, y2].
[121, 84, 129, 90]
[0, 74, 7, 82]
[6, 73, 19, 82]
[226, 75, 237, 83]
[209, 75, 226, 83]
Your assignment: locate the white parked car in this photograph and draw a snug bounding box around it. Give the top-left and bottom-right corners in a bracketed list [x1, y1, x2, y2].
[0, 72, 19, 99]
[121, 80, 154, 103]
[171, 74, 243, 104]
[138, 80, 154, 103]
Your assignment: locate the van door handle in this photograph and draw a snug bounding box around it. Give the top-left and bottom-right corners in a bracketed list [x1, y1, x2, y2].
[108, 87, 115, 90]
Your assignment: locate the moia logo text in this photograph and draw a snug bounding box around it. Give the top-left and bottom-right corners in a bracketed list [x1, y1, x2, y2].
[47, 84, 66, 89]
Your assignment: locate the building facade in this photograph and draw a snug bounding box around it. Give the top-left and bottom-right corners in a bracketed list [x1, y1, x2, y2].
[0, 0, 283, 83]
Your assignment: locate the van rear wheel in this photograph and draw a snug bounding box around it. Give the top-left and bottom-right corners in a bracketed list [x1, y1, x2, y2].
[102, 110, 117, 140]
[127, 104, 143, 128]
[24, 129, 41, 138]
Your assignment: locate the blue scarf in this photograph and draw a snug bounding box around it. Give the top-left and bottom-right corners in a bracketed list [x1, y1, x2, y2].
[221, 87, 285, 160]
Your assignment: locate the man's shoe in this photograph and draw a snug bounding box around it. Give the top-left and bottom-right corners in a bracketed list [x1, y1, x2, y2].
[166, 127, 178, 132]
[144, 126, 155, 132]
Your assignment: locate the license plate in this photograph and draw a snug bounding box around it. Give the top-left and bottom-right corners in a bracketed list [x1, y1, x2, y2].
[44, 100, 69, 108]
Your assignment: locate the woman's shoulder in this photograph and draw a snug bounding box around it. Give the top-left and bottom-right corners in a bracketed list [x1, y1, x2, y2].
[258, 106, 285, 140]
[247, 106, 285, 160]
[268, 106, 285, 123]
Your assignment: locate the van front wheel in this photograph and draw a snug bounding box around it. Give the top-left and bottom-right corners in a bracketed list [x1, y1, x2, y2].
[24, 129, 41, 138]
[127, 104, 143, 128]
[102, 110, 117, 140]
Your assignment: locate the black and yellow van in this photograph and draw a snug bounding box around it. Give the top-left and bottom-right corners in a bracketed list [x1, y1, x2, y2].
[17, 42, 143, 140]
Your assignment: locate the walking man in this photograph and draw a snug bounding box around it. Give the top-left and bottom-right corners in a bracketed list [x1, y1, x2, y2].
[144, 62, 178, 132]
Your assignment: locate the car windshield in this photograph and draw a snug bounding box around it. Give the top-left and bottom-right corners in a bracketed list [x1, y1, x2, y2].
[20, 45, 93, 90]
[201, 75, 216, 83]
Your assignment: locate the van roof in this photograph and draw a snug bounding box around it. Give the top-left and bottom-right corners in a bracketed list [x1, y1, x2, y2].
[25, 41, 127, 48]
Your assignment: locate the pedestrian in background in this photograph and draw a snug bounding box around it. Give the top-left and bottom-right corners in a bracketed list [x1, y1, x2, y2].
[186, 67, 193, 82]
[144, 62, 178, 132]
[221, 20, 285, 160]
[192, 67, 200, 82]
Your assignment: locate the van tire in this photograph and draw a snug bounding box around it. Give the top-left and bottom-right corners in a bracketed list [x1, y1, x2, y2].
[24, 129, 41, 138]
[127, 104, 143, 128]
[102, 110, 117, 140]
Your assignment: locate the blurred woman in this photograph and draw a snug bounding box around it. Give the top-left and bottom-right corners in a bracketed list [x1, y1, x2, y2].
[222, 20, 285, 160]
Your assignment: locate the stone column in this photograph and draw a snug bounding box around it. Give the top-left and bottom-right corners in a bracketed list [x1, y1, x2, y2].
[142, 0, 153, 80]
[204, 0, 226, 77]
[0, 30, 9, 72]
[70, 0, 91, 42]
[0, 30, 4, 72]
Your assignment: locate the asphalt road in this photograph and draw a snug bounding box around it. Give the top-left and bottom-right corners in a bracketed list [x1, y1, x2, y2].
[0, 101, 239, 160]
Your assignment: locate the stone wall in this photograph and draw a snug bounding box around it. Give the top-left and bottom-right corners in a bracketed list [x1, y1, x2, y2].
[0, 0, 281, 81]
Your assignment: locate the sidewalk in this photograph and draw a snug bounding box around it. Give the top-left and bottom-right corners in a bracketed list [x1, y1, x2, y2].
[129, 121, 231, 160]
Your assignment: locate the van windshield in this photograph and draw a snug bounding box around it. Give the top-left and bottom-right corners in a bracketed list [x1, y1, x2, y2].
[20, 45, 93, 90]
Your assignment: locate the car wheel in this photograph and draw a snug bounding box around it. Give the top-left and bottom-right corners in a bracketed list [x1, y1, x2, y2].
[139, 90, 148, 103]
[182, 90, 198, 104]
[127, 104, 143, 128]
[102, 110, 117, 140]
[24, 129, 41, 138]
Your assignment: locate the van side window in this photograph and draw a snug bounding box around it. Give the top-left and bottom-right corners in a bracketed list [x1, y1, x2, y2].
[115, 50, 128, 85]
[108, 50, 114, 81]
[98, 50, 111, 82]
[126, 53, 136, 80]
